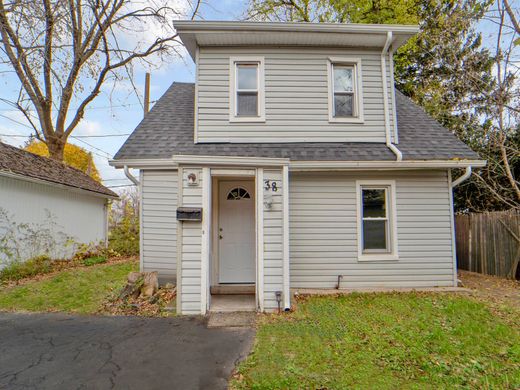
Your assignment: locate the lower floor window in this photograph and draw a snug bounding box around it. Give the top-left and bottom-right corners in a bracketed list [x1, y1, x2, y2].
[357, 181, 397, 260]
[362, 188, 389, 251]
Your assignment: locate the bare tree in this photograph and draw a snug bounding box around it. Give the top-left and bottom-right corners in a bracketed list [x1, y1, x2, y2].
[0, 0, 201, 160]
[459, 0, 520, 211]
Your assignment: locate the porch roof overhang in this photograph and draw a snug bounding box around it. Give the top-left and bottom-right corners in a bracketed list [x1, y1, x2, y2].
[109, 155, 486, 170]
[173, 21, 419, 61]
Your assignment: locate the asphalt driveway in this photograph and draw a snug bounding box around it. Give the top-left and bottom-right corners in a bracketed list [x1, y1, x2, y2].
[0, 312, 254, 389]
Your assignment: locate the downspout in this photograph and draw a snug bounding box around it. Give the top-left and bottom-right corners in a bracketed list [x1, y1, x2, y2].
[124, 165, 140, 186]
[452, 166, 472, 188]
[381, 31, 402, 161]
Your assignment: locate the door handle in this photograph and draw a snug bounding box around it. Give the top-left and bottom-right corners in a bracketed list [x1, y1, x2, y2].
[219, 234, 223, 240]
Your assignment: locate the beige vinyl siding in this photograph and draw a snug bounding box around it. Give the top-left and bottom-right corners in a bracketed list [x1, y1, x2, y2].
[263, 168, 284, 311]
[289, 170, 454, 288]
[141, 170, 178, 281]
[197, 46, 395, 143]
[179, 168, 203, 314]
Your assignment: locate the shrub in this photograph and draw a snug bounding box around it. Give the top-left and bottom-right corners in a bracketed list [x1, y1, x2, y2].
[108, 223, 139, 256]
[108, 191, 139, 257]
[74, 243, 118, 261]
[0, 255, 53, 282]
[83, 256, 107, 266]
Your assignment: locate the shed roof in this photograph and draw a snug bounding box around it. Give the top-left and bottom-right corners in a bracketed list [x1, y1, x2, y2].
[113, 82, 480, 163]
[0, 141, 118, 198]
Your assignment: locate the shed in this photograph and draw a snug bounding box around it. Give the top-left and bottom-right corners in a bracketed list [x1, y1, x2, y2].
[0, 141, 118, 262]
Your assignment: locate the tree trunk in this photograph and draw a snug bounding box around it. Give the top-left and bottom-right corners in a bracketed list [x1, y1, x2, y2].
[46, 138, 65, 161]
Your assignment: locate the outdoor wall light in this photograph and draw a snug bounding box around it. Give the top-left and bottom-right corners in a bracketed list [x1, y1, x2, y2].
[187, 172, 198, 186]
[264, 194, 273, 209]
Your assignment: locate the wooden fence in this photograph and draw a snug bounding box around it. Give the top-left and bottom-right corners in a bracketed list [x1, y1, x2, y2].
[455, 210, 520, 279]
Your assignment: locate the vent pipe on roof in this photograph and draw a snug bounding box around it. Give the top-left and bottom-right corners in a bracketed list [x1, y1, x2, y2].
[381, 31, 402, 161]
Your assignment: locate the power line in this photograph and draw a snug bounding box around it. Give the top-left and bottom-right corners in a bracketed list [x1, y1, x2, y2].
[69, 136, 112, 158]
[106, 184, 136, 188]
[0, 100, 157, 112]
[72, 134, 130, 138]
[0, 133, 130, 138]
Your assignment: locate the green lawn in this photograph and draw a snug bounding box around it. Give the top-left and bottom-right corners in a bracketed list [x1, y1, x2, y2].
[0, 261, 137, 314]
[233, 293, 520, 389]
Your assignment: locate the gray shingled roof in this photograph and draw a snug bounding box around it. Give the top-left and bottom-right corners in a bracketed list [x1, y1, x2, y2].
[114, 82, 480, 161]
[0, 142, 118, 198]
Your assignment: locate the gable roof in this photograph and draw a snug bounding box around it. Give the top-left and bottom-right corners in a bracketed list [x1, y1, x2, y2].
[0, 142, 117, 198]
[113, 82, 480, 163]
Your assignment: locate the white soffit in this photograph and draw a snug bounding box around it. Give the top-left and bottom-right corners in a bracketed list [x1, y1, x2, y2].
[174, 21, 419, 61]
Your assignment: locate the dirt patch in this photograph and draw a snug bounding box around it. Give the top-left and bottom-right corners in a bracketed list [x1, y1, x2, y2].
[459, 270, 519, 309]
[459, 271, 519, 326]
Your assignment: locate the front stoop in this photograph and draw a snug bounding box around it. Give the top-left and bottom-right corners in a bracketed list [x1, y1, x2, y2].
[207, 312, 257, 328]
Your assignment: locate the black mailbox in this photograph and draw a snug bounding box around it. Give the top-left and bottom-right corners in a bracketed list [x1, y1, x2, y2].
[176, 207, 202, 221]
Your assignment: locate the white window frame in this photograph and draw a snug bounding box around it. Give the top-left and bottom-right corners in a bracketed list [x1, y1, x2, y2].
[356, 180, 398, 261]
[328, 57, 364, 124]
[229, 56, 265, 122]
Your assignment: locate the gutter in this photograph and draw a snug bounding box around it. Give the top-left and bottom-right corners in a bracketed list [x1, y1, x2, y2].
[381, 31, 402, 161]
[124, 165, 140, 186]
[452, 166, 472, 188]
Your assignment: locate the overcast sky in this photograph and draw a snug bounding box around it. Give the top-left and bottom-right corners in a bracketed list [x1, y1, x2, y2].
[0, 0, 509, 193]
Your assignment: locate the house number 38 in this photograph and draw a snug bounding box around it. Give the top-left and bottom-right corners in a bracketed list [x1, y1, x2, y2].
[264, 180, 278, 192]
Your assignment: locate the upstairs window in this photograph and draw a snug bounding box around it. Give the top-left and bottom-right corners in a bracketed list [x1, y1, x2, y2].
[328, 58, 364, 123]
[229, 57, 265, 122]
[333, 65, 355, 117]
[236, 64, 258, 116]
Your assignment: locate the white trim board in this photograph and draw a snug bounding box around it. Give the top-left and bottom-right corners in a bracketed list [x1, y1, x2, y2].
[256, 168, 265, 311]
[112, 158, 486, 170]
[138, 170, 144, 272]
[290, 160, 486, 170]
[172, 155, 290, 166]
[282, 165, 290, 310]
[200, 168, 211, 314]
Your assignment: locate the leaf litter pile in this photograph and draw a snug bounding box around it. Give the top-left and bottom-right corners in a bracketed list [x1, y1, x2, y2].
[100, 271, 176, 317]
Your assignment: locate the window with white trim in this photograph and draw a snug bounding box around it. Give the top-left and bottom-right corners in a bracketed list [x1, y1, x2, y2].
[333, 64, 355, 117]
[361, 187, 390, 252]
[328, 58, 363, 123]
[357, 181, 398, 261]
[230, 57, 265, 122]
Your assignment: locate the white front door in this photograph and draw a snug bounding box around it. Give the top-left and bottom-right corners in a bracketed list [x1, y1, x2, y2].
[218, 180, 255, 284]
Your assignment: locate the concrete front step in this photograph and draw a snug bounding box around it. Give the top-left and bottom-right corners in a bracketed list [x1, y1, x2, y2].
[210, 295, 256, 312]
[207, 312, 257, 328]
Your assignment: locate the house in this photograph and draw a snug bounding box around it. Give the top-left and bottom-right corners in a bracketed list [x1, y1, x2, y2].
[110, 21, 486, 315]
[0, 141, 117, 262]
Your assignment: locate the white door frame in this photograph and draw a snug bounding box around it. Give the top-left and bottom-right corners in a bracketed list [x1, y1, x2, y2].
[216, 179, 256, 284]
[205, 169, 260, 311]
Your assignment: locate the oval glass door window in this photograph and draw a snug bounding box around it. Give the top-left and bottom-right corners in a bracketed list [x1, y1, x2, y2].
[227, 187, 251, 200]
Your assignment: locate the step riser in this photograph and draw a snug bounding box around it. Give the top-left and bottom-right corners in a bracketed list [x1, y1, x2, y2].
[210, 285, 255, 295]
